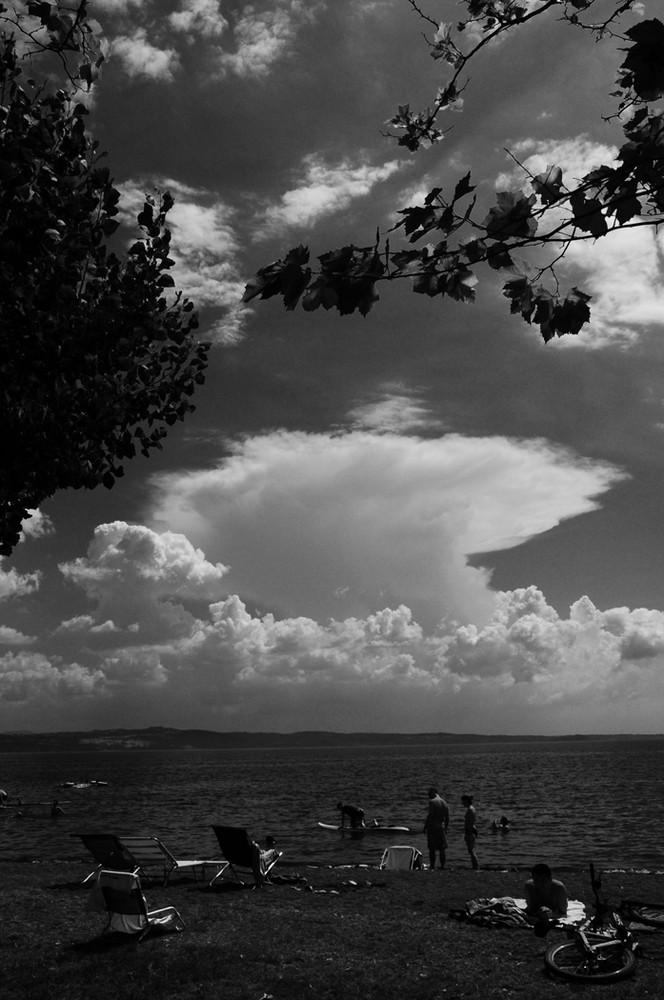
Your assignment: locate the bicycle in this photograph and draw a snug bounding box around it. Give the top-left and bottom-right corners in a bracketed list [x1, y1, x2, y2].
[619, 898, 664, 929]
[544, 864, 639, 983]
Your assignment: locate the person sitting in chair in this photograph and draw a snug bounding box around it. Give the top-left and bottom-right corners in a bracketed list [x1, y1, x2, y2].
[249, 835, 280, 886]
[337, 801, 366, 829]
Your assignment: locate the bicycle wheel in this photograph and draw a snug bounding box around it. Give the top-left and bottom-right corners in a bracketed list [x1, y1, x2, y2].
[544, 940, 637, 983]
[622, 901, 664, 928]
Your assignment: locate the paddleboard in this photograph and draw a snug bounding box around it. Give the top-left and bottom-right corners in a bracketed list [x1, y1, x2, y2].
[318, 821, 410, 834]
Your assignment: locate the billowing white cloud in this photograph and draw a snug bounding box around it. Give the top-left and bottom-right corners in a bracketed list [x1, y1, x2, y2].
[94, 0, 144, 11]
[7, 582, 664, 734]
[168, 0, 228, 39]
[0, 563, 41, 601]
[60, 521, 228, 600]
[148, 429, 624, 630]
[436, 588, 664, 727]
[215, 1, 321, 78]
[347, 384, 445, 434]
[494, 136, 664, 346]
[0, 651, 105, 702]
[119, 179, 248, 343]
[111, 30, 181, 81]
[55, 615, 96, 634]
[58, 522, 228, 647]
[99, 648, 168, 687]
[0, 626, 36, 646]
[95, 0, 323, 81]
[263, 154, 404, 233]
[20, 508, 55, 541]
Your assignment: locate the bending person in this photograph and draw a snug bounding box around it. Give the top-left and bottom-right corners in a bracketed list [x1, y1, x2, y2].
[337, 801, 366, 829]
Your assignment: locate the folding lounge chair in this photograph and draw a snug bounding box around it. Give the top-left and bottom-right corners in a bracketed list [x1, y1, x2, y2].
[86, 869, 185, 941]
[74, 833, 141, 885]
[379, 845, 423, 870]
[117, 835, 227, 886]
[209, 825, 282, 887]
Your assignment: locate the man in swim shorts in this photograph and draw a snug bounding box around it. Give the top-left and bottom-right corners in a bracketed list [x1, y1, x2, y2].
[423, 787, 450, 869]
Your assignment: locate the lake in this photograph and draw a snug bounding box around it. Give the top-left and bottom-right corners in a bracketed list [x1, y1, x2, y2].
[1, 739, 663, 872]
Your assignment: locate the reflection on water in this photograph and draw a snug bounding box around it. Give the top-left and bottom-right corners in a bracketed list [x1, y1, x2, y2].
[1, 739, 663, 871]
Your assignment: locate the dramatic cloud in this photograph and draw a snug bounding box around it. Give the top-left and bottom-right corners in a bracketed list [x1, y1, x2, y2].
[110, 30, 181, 81]
[0, 626, 36, 646]
[60, 521, 227, 595]
[20, 509, 54, 542]
[262, 154, 404, 233]
[94, 0, 144, 12]
[0, 651, 104, 703]
[346, 385, 446, 434]
[214, 1, 321, 78]
[148, 429, 624, 630]
[0, 563, 41, 602]
[168, 0, 228, 39]
[96, 0, 322, 81]
[6, 579, 664, 733]
[58, 522, 229, 647]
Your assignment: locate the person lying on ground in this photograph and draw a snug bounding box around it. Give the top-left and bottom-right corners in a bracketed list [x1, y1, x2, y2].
[524, 862, 568, 922]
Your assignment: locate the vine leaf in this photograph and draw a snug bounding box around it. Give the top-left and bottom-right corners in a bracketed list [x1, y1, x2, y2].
[483, 192, 537, 240]
[618, 19, 664, 101]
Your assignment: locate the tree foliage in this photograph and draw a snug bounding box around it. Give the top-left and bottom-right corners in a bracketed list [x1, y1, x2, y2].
[0, 3, 210, 556]
[244, 0, 664, 344]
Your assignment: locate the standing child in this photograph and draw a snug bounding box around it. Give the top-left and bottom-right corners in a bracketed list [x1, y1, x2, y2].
[461, 794, 479, 870]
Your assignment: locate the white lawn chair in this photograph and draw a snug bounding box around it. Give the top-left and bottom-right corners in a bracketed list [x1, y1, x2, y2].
[379, 845, 423, 870]
[86, 868, 186, 940]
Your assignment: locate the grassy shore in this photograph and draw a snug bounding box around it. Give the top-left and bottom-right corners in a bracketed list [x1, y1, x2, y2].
[2, 861, 664, 999]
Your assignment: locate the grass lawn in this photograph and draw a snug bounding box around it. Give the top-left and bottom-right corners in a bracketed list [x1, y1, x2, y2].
[2, 861, 664, 999]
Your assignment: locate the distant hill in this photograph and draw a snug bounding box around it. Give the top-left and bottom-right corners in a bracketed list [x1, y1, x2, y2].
[0, 727, 662, 753]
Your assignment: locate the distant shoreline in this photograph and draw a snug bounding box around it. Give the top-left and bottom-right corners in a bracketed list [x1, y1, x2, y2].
[0, 727, 663, 753]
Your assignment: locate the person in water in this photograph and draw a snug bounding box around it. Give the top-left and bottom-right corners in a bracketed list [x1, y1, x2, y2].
[337, 802, 366, 829]
[461, 794, 480, 871]
[51, 799, 65, 817]
[423, 787, 450, 870]
[524, 862, 568, 921]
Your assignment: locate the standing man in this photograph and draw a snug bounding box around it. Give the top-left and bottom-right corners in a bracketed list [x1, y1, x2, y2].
[423, 786, 450, 870]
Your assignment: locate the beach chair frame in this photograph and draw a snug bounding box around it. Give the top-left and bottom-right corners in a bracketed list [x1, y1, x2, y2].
[75, 832, 226, 886]
[74, 833, 140, 885]
[117, 835, 226, 886]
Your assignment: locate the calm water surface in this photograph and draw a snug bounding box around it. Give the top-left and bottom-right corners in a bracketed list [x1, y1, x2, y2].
[1, 740, 662, 872]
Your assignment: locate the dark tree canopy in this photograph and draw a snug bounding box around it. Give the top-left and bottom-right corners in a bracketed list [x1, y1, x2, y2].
[245, 0, 664, 343]
[0, 2, 209, 556]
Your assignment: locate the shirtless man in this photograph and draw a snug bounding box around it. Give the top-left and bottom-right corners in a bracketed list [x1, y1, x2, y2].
[524, 862, 569, 921]
[423, 787, 450, 869]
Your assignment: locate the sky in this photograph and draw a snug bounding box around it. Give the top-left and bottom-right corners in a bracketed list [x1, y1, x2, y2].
[3, 0, 664, 735]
